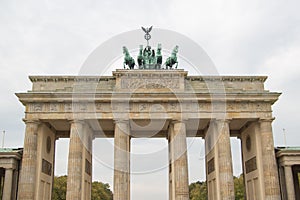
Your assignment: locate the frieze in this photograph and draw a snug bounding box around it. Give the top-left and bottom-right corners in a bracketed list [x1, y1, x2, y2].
[50, 103, 59, 112]
[121, 78, 180, 89]
[150, 104, 165, 112]
[79, 103, 87, 111]
[168, 103, 178, 111]
[26, 101, 272, 113]
[34, 103, 42, 111]
[95, 103, 102, 111]
[64, 103, 72, 112]
[139, 103, 148, 111]
[183, 102, 191, 111]
[95, 103, 110, 112]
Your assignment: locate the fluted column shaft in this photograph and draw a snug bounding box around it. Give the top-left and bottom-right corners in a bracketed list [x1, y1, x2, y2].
[259, 119, 281, 200]
[18, 120, 40, 200]
[216, 120, 235, 200]
[3, 168, 14, 200]
[169, 120, 189, 200]
[114, 120, 130, 200]
[66, 120, 84, 200]
[284, 165, 295, 200]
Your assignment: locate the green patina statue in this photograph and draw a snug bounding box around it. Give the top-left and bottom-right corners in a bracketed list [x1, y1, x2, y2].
[165, 45, 179, 69]
[155, 43, 162, 69]
[137, 45, 144, 69]
[122, 27, 179, 70]
[136, 44, 162, 69]
[123, 46, 135, 69]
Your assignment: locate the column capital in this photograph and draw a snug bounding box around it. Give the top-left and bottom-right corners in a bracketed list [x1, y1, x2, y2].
[68, 119, 85, 125]
[171, 118, 188, 124]
[259, 117, 275, 123]
[114, 119, 129, 124]
[284, 164, 293, 168]
[22, 118, 41, 125]
[215, 118, 232, 123]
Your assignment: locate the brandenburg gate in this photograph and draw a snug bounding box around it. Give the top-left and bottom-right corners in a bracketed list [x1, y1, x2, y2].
[15, 26, 282, 200]
[16, 69, 281, 200]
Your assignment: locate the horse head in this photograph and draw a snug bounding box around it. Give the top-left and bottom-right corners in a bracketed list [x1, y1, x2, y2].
[123, 46, 129, 56]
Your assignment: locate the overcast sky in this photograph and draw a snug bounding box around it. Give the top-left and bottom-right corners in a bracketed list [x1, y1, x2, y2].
[1, 0, 300, 199]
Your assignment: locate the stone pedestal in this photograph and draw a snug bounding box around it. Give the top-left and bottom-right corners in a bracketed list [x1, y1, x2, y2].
[18, 120, 40, 200]
[114, 120, 131, 200]
[260, 119, 281, 199]
[168, 120, 189, 200]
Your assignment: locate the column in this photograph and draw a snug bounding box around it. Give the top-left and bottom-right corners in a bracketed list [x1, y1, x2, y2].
[259, 119, 281, 199]
[205, 119, 219, 200]
[168, 125, 174, 200]
[18, 119, 40, 200]
[3, 168, 14, 199]
[169, 120, 189, 200]
[216, 119, 235, 200]
[114, 120, 130, 200]
[284, 166, 295, 200]
[66, 120, 85, 200]
[82, 125, 93, 200]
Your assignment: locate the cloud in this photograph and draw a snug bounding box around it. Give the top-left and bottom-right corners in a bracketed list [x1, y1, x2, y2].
[259, 41, 300, 146]
[0, 0, 300, 199]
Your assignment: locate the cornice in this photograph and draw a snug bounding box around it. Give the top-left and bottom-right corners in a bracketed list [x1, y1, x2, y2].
[186, 76, 268, 82]
[29, 75, 267, 83]
[29, 76, 115, 83]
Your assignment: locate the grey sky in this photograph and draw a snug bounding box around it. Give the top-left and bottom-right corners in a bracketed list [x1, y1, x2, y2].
[1, 0, 300, 199]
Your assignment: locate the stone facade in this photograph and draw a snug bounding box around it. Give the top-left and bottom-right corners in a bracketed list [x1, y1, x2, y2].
[0, 148, 22, 200]
[276, 147, 300, 200]
[15, 69, 282, 199]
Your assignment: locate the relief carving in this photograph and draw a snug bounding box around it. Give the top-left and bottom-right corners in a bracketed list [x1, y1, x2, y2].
[80, 104, 87, 111]
[183, 103, 191, 111]
[152, 104, 164, 112]
[225, 102, 271, 112]
[121, 78, 180, 89]
[227, 102, 234, 111]
[50, 103, 58, 112]
[64, 103, 72, 112]
[101, 103, 109, 112]
[240, 102, 248, 110]
[34, 103, 42, 111]
[139, 103, 147, 111]
[95, 103, 102, 111]
[168, 103, 178, 111]
[27, 100, 272, 114]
